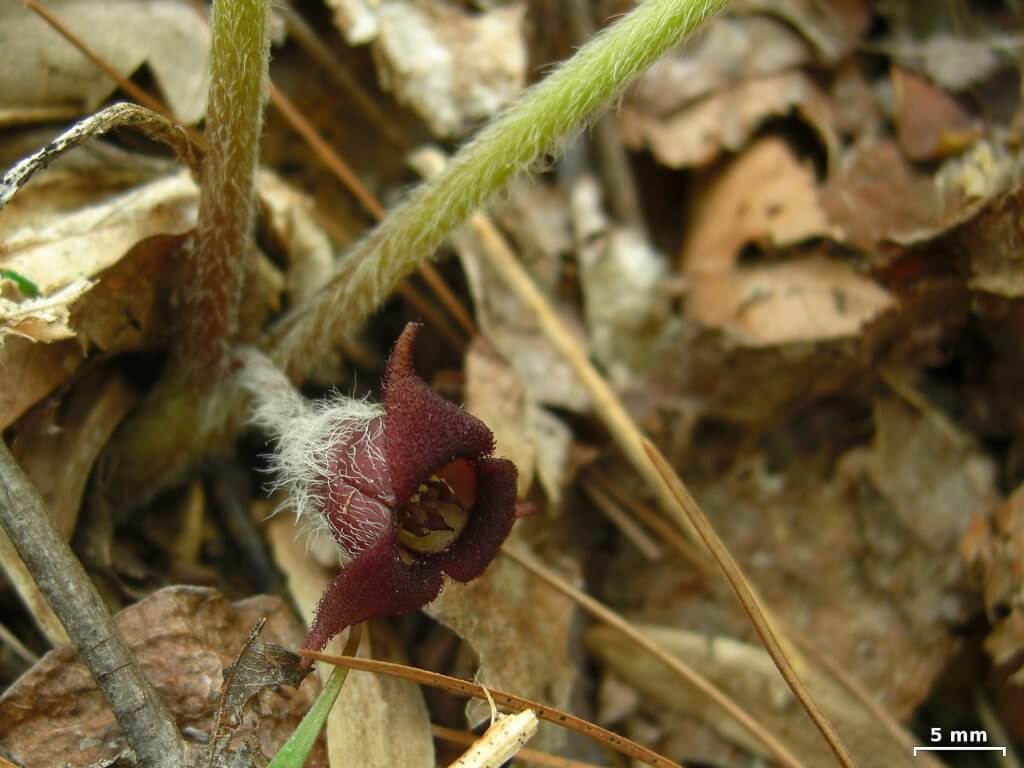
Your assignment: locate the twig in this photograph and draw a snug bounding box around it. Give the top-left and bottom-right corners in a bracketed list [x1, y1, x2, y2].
[0, 103, 200, 210]
[267, 85, 478, 340]
[299, 648, 681, 768]
[448, 709, 538, 768]
[585, 471, 714, 580]
[642, 441, 856, 768]
[500, 545, 807, 768]
[975, 690, 1022, 768]
[0, 443, 184, 768]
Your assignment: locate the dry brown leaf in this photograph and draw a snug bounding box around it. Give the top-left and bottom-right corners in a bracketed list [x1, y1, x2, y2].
[464, 339, 572, 509]
[0, 0, 209, 123]
[258, 169, 335, 304]
[425, 549, 578, 753]
[621, 71, 835, 169]
[265, 510, 435, 767]
[452, 217, 591, 413]
[680, 137, 835, 273]
[687, 256, 896, 346]
[327, 0, 526, 137]
[0, 587, 322, 768]
[734, 0, 871, 64]
[820, 140, 948, 255]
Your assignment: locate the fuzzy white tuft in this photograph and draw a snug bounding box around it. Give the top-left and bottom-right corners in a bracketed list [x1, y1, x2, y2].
[237, 347, 384, 553]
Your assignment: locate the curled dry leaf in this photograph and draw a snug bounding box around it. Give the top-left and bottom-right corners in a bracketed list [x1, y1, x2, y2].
[891, 66, 980, 162]
[0, 587, 323, 768]
[0, 278, 92, 343]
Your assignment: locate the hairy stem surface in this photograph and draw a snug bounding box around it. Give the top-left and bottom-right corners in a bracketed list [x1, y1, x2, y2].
[176, 0, 269, 385]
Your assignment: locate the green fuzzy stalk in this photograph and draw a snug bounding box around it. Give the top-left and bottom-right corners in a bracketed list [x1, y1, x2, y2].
[177, 0, 270, 385]
[270, 0, 726, 378]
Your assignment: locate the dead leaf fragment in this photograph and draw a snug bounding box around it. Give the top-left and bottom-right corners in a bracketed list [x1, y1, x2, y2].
[587, 623, 916, 767]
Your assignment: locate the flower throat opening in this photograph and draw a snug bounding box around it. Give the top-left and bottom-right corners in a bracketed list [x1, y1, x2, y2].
[397, 459, 476, 561]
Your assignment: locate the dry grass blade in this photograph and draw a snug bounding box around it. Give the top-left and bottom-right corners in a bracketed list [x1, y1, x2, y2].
[298, 649, 681, 768]
[642, 440, 856, 768]
[500, 546, 807, 768]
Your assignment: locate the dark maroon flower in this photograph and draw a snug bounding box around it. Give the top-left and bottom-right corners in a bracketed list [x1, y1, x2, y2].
[302, 322, 518, 652]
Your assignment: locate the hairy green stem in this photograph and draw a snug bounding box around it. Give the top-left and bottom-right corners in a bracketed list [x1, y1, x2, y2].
[270, 0, 726, 379]
[176, 0, 269, 385]
[103, 0, 726, 508]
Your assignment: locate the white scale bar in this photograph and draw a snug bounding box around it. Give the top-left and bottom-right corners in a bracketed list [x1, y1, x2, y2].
[914, 746, 1007, 756]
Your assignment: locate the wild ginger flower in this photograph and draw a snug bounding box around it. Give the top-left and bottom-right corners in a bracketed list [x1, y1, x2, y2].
[243, 322, 518, 652]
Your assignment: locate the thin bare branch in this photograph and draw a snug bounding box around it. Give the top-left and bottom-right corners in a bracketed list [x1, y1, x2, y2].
[0, 443, 184, 768]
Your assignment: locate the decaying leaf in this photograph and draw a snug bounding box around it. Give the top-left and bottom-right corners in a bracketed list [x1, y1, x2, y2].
[606, 398, 997, 729]
[0, 278, 92, 343]
[572, 175, 675, 382]
[0, 588, 322, 768]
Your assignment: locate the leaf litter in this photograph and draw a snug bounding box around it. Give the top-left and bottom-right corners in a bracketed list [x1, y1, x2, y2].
[2, 1, 1024, 767]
